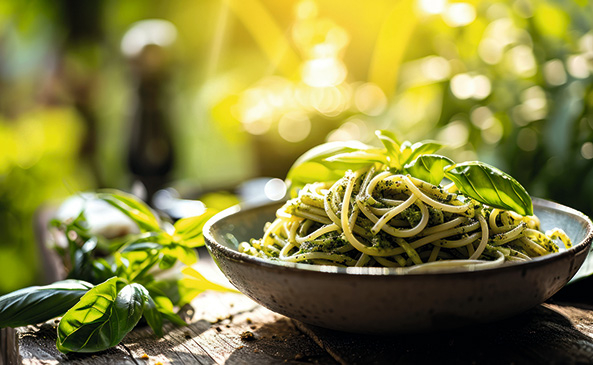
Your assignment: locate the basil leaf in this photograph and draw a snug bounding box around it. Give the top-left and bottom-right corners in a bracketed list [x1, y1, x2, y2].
[142, 291, 164, 337]
[96, 190, 160, 232]
[444, 161, 533, 216]
[286, 140, 372, 197]
[144, 286, 186, 326]
[158, 254, 177, 270]
[92, 258, 116, 282]
[172, 208, 218, 248]
[404, 154, 454, 185]
[67, 238, 98, 282]
[57, 277, 146, 354]
[325, 149, 388, 165]
[177, 267, 237, 306]
[122, 242, 164, 252]
[375, 130, 401, 168]
[0, 280, 93, 328]
[401, 140, 444, 165]
[162, 246, 197, 266]
[124, 252, 160, 282]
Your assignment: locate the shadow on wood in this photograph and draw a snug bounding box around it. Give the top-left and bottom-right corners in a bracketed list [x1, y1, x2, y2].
[295, 303, 593, 365]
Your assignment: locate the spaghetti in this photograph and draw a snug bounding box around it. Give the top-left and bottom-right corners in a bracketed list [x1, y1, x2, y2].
[239, 166, 571, 271]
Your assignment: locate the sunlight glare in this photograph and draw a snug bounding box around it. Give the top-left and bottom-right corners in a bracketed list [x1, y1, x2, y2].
[418, 0, 447, 15]
[443, 3, 476, 27]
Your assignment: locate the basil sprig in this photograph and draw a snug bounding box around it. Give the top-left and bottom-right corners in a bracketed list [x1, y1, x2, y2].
[0, 280, 93, 328]
[286, 130, 533, 216]
[0, 190, 233, 354]
[57, 277, 146, 353]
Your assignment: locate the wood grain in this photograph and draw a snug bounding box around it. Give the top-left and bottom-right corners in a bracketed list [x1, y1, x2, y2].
[5, 210, 593, 364]
[1, 291, 335, 365]
[294, 301, 593, 365]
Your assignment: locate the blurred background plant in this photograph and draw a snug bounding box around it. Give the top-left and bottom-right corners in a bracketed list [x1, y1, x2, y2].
[0, 0, 591, 294]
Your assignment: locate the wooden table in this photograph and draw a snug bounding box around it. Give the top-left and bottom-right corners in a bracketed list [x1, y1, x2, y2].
[4, 247, 593, 364]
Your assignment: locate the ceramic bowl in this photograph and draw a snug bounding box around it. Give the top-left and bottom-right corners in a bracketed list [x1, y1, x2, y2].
[203, 198, 593, 333]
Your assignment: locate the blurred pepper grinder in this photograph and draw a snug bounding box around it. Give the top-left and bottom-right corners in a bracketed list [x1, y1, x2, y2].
[122, 20, 178, 203]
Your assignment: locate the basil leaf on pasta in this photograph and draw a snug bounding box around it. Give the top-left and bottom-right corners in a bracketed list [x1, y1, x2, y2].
[444, 161, 533, 216]
[400, 140, 444, 166]
[286, 140, 372, 197]
[375, 130, 402, 168]
[325, 149, 389, 165]
[404, 154, 453, 185]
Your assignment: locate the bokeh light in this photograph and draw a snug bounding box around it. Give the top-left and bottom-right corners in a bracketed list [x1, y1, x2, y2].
[443, 3, 476, 27]
[1, 0, 593, 292]
[121, 19, 178, 57]
[418, 0, 447, 15]
[278, 111, 311, 142]
[581, 142, 593, 160]
[264, 178, 287, 201]
[354, 83, 387, 116]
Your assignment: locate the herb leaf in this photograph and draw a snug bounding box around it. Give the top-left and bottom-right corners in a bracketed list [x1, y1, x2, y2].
[404, 154, 454, 185]
[97, 190, 160, 232]
[142, 292, 164, 337]
[172, 208, 218, 248]
[143, 284, 187, 326]
[286, 140, 373, 197]
[444, 161, 533, 215]
[177, 267, 237, 306]
[375, 130, 401, 168]
[325, 149, 388, 165]
[57, 277, 145, 354]
[0, 280, 93, 328]
[400, 140, 444, 165]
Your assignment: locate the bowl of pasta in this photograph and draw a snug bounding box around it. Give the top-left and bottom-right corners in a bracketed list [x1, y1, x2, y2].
[203, 131, 593, 333]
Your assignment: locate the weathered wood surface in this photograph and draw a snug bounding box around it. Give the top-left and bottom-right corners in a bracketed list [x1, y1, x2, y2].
[5, 219, 593, 364]
[1, 290, 335, 365]
[7, 274, 593, 365]
[296, 302, 593, 365]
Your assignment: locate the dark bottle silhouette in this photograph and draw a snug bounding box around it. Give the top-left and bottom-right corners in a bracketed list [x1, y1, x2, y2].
[126, 43, 175, 201]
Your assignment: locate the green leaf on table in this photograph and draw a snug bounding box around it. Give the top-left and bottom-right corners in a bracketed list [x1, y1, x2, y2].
[0, 280, 93, 328]
[144, 286, 186, 326]
[96, 190, 160, 232]
[404, 154, 454, 185]
[286, 140, 372, 197]
[177, 267, 237, 307]
[173, 208, 218, 248]
[56, 277, 146, 354]
[142, 293, 164, 337]
[444, 161, 533, 216]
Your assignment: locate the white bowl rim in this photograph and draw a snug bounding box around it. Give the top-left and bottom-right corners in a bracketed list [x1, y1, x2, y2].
[203, 197, 593, 278]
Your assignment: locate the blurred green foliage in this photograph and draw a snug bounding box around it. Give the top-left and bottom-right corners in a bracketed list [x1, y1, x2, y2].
[0, 0, 592, 293]
[0, 109, 93, 293]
